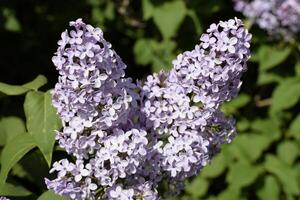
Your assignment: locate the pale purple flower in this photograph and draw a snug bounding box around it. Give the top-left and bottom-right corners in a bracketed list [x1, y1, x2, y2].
[233, 0, 300, 39]
[106, 185, 134, 200]
[46, 18, 251, 200]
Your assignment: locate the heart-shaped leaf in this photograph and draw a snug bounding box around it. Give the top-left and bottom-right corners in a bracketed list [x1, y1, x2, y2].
[153, 0, 186, 39]
[24, 91, 62, 166]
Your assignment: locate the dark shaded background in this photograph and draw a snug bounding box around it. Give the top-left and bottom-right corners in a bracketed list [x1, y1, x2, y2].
[1, 0, 300, 199]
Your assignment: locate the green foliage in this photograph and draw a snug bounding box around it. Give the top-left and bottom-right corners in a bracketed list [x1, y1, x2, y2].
[0, 75, 62, 199]
[24, 91, 62, 166]
[270, 78, 300, 115]
[37, 190, 69, 200]
[289, 114, 300, 139]
[2, 8, 21, 32]
[0, 75, 47, 96]
[1, 0, 300, 199]
[258, 45, 292, 71]
[257, 176, 280, 200]
[185, 177, 208, 199]
[226, 161, 262, 189]
[134, 39, 176, 72]
[0, 134, 36, 184]
[0, 182, 31, 196]
[152, 0, 186, 40]
[265, 155, 300, 195]
[0, 117, 26, 146]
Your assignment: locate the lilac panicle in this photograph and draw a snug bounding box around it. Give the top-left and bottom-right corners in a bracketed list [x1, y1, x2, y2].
[141, 17, 250, 185]
[0, 197, 10, 200]
[233, 0, 300, 40]
[46, 18, 251, 200]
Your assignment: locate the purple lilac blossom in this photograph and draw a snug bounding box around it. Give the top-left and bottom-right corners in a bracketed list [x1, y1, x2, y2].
[233, 0, 300, 40]
[46, 18, 251, 199]
[0, 197, 10, 200]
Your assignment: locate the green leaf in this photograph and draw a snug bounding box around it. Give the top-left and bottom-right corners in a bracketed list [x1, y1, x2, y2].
[257, 175, 280, 200]
[227, 161, 262, 189]
[202, 153, 228, 178]
[265, 155, 300, 195]
[91, 8, 105, 26]
[38, 190, 70, 200]
[24, 91, 62, 166]
[151, 40, 176, 72]
[0, 75, 47, 96]
[134, 39, 154, 65]
[258, 45, 292, 71]
[3, 9, 21, 32]
[277, 141, 299, 165]
[142, 0, 154, 20]
[222, 94, 250, 114]
[236, 119, 250, 132]
[0, 134, 36, 184]
[0, 117, 26, 146]
[134, 39, 176, 72]
[104, 1, 115, 20]
[185, 177, 208, 198]
[233, 134, 271, 162]
[251, 119, 281, 141]
[288, 114, 300, 139]
[153, 0, 186, 39]
[0, 182, 31, 196]
[270, 78, 300, 114]
[295, 62, 300, 77]
[257, 72, 282, 85]
[217, 187, 240, 200]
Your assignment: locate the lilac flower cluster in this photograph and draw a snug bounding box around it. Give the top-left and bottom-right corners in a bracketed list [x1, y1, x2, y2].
[233, 0, 300, 39]
[46, 18, 251, 200]
[0, 197, 9, 200]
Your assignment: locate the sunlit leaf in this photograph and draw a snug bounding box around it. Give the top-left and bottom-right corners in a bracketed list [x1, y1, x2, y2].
[217, 187, 240, 200]
[258, 45, 292, 71]
[202, 153, 228, 178]
[257, 175, 280, 200]
[185, 177, 208, 198]
[153, 0, 186, 39]
[227, 161, 262, 189]
[142, 0, 154, 20]
[270, 78, 300, 114]
[251, 119, 281, 141]
[233, 134, 271, 162]
[24, 91, 62, 166]
[265, 155, 300, 195]
[288, 114, 300, 139]
[0, 75, 47, 96]
[277, 141, 299, 165]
